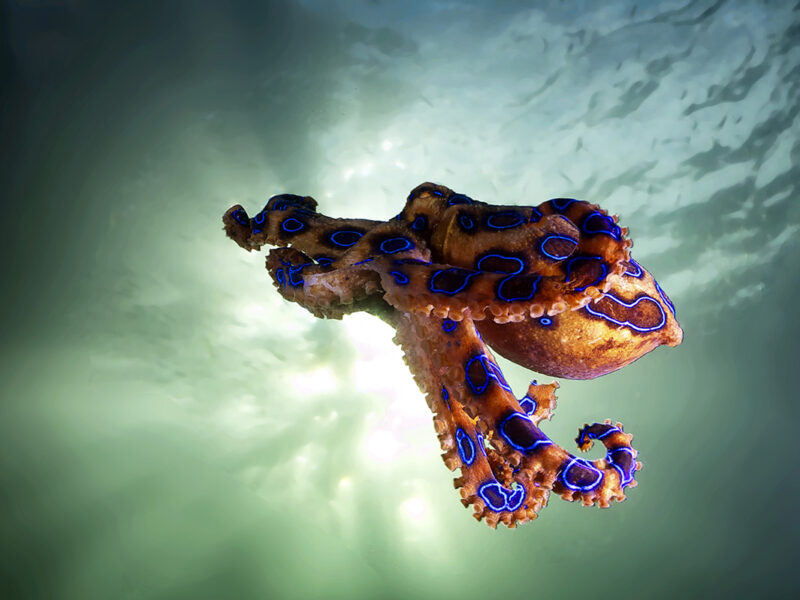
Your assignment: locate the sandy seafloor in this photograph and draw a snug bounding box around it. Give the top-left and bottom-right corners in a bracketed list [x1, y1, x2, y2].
[1, 1, 798, 598]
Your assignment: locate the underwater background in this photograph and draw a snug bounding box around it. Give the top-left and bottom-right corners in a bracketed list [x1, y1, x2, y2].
[2, 0, 798, 598]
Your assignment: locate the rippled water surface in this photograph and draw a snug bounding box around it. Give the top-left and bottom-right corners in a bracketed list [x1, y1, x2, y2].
[2, 1, 798, 598]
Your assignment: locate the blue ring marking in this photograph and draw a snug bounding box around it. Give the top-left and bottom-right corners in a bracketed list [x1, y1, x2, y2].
[582, 211, 621, 240]
[329, 230, 364, 247]
[354, 257, 374, 265]
[539, 316, 552, 326]
[448, 193, 473, 205]
[455, 428, 476, 466]
[458, 213, 475, 231]
[231, 209, 249, 226]
[477, 481, 526, 512]
[431, 189, 443, 197]
[654, 280, 676, 316]
[411, 215, 428, 231]
[624, 259, 644, 278]
[584, 293, 667, 332]
[464, 353, 512, 395]
[607, 447, 636, 487]
[564, 255, 608, 291]
[429, 268, 479, 295]
[379, 236, 413, 254]
[275, 268, 286, 286]
[390, 271, 409, 285]
[442, 318, 458, 332]
[576, 423, 620, 447]
[315, 256, 334, 266]
[498, 412, 553, 453]
[560, 457, 604, 492]
[486, 210, 525, 230]
[549, 198, 576, 212]
[254, 211, 267, 225]
[539, 234, 578, 260]
[282, 217, 305, 233]
[475, 254, 524, 275]
[441, 387, 450, 409]
[476, 432, 487, 457]
[529, 207, 543, 223]
[518, 395, 537, 416]
[496, 275, 541, 302]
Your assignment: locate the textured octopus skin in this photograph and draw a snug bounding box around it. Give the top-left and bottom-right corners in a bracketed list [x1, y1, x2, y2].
[222, 182, 683, 528]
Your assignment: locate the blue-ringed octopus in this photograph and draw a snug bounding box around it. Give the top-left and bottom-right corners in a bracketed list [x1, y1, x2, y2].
[223, 182, 683, 528]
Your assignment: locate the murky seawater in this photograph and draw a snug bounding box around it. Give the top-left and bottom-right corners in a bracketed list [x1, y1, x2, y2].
[2, 1, 798, 598]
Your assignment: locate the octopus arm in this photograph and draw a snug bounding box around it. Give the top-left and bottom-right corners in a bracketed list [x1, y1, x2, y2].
[393, 311, 640, 528]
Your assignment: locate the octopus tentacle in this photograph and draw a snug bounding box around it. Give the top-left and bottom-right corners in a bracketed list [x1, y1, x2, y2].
[393, 310, 639, 528]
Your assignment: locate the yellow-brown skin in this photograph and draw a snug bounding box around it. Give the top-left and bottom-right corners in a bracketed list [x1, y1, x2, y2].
[222, 182, 683, 527]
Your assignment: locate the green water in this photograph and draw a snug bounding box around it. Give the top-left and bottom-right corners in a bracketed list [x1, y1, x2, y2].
[2, 1, 797, 598]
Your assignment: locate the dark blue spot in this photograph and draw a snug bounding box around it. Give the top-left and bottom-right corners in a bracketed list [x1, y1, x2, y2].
[549, 198, 576, 212]
[282, 217, 305, 233]
[539, 316, 552, 326]
[329, 230, 363, 247]
[458, 213, 475, 231]
[441, 386, 450, 409]
[565, 255, 608, 291]
[465, 354, 512, 395]
[608, 447, 636, 487]
[560, 458, 603, 492]
[486, 210, 525, 230]
[231, 209, 249, 226]
[411, 215, 428, 231]
[429, 268, 478, 295]
[498, 412, 552, 453]
[478, 481, 526, 512]
[584, 293, 666, 332]
[539, 234, 578, 260]
[496, 275, 540, 302]
[431, 189, 444, 197]
[476, 254, 524, 274]
[529, 207, 543, 223]
[389, 270, 409, 285]
[448, 193, 473, 205]
[442, 318, 458, 332]
[455, 428, 476, 466]
[379, 236, 413, 254]
[519, 395, 537, 416]
[582, 211, 621, 240]
[624, 259, 644, 278]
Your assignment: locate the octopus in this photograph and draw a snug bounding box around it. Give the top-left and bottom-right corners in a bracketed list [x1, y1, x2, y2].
[223, 182, 683, 528]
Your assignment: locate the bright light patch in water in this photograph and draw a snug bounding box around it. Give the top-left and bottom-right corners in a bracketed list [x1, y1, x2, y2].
[400, 497, 429, 522]
[288, 367, 337, 397]
[363, 429, 401, 463]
